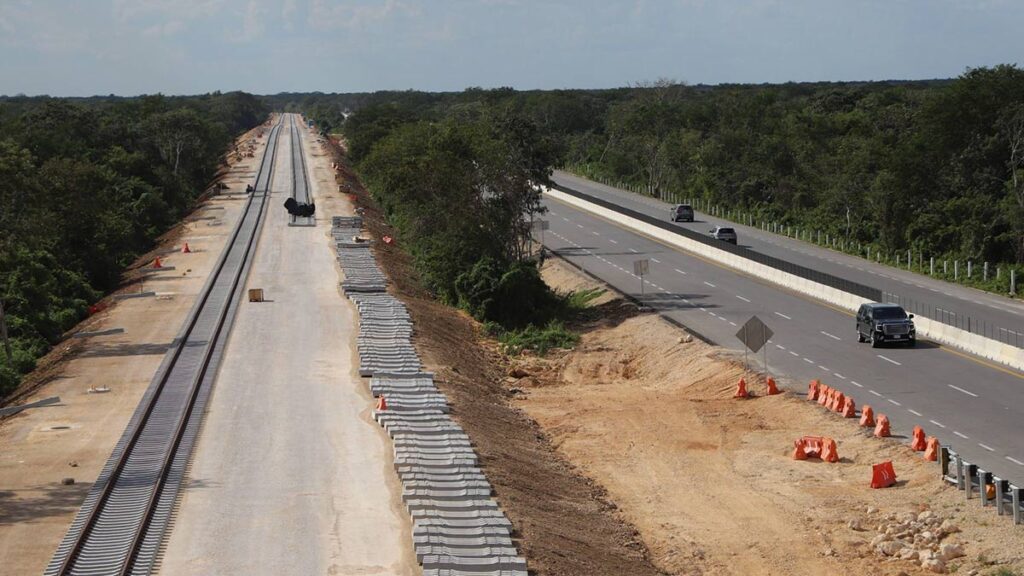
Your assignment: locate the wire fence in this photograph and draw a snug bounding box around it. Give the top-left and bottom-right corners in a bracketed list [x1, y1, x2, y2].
[882, 292, 1024, 349]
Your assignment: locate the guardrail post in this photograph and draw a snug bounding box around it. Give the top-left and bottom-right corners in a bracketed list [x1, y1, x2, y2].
[980, 469, 992, 506]
[995, 477, 1009, 515]
[940, 446, 951, 479]
[1014, 486, 1023, 525]
[964, 463, 977, 499]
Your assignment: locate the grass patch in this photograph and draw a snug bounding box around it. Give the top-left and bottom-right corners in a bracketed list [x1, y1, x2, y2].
[486, 320, 580, 356]
[564, 287, 606, 312]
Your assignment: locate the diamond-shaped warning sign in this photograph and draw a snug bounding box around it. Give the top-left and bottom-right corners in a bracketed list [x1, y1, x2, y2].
[736, 315, 773, 354]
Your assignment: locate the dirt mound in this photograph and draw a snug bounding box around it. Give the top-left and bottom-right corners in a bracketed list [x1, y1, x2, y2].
[509, 258, 1024, 576]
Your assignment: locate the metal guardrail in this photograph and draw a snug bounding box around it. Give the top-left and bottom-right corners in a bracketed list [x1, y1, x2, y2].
[941, 446, 1023, 525]
[551, 184, 884, 302]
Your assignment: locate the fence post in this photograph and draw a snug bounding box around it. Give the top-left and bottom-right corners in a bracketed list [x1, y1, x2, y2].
[968, 261, 972, 279]
[897, 254, 901, 267]
[930, 257, 934, 275]
[1011, 269, 1017, 295]
[867, 246, 871, 260]
[984, 262, 989, 281]
[907, 250, 911, 270]
[955, 261, 959, 280]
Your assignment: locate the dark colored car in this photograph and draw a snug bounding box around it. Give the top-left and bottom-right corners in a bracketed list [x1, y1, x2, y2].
[856, 303, 915, 347]
[671, 204, 695, 222]
[709, 226, 738, 244]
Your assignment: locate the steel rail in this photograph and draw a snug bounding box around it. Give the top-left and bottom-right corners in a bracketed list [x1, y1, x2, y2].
[287, 114, 314, 225]
[45, 116, 284, 576]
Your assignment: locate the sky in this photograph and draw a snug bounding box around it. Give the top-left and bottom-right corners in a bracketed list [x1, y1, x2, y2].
[0, 0, 1021, 97]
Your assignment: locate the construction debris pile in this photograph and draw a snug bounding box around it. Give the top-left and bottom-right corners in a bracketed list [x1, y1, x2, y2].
[332, 215, 528, 576]
[866, 509, 965, 573]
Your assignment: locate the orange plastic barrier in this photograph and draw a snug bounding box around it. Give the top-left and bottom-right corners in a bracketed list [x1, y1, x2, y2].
[859, 405, 875, 427]
[734, 378, 749, 398]
[807, 379, 820, 401]
[831, 391, 845, 412]
[821, 437, 839, 463]
[924, 437, 939, 461]
[766, 377, 780, 395]
[911, 426, 927, 451]
[871, 461, 897, 488]
[182, 242, 191, 253]
[874, 414, 891, 438]
[792, 438, 809, 460]
[153, 256, 163, 268]
[376, 396, 387, 411]
[841, 396, 856, 418]
[818, 385, 831, 407]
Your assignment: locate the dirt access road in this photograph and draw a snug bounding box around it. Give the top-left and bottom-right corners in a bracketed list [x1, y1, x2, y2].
[0, 123, 270, 575]
[512, 258, 1024, 576]
[159, 116, 417, 575]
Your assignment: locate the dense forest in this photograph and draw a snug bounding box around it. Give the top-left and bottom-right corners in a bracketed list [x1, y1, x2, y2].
[286, 65, 1024, 293]
[0, 92, 267, 396]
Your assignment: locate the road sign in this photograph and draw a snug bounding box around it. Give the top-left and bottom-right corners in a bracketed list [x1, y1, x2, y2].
[736, 315, 773, 354]
[633, 259, 649, 276]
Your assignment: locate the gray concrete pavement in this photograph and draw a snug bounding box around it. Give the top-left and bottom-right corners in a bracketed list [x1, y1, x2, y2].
[552, 170, 1024, 348]
[543, 193, 1024, 489]
[159, 116, 418, 575]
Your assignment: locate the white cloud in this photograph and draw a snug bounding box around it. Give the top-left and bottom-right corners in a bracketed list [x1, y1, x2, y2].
[230, 0, 268, 42]
[308, 0, 420, 31]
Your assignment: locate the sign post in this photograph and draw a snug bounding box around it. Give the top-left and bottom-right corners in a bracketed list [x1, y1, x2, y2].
[633, 259, 649, 297]
[736, 315, 773, 373]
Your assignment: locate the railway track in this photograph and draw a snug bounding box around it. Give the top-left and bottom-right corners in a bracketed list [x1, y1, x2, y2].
[45, 116, 284, 576]
[287, 114, 314, 226]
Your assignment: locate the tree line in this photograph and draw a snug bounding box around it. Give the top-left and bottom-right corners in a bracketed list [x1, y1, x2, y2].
[294, 65, 1024, 274]
[0, 92, 267, 396]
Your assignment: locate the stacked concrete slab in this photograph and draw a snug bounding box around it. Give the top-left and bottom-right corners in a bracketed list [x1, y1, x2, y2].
[331, 216, 527, 576]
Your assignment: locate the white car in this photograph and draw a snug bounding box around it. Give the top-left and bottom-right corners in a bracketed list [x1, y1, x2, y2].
[709, 226, 737, 244]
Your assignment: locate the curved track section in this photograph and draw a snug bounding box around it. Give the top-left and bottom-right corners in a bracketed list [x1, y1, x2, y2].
[287, 114, 314, 227]
[45, 117, 284, 576]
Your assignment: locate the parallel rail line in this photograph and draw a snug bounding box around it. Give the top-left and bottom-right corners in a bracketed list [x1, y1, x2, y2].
[287, 114, 314, 226]
[45, 117, 284, 576]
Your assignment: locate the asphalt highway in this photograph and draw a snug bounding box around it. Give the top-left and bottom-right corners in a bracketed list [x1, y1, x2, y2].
[551, 170, 1024, 348]
[542, 190, 1024, 488]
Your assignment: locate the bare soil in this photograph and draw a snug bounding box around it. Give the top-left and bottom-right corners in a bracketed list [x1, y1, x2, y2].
[0, 120, 273, 576]
[323, 138, 666, 576]
[511, 257, 1024, 576]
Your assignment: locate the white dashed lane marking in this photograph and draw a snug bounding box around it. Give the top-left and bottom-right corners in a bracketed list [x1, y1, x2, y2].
[979, 443, 995, 452]
[908, 409, 922, 416]
[1008, 457, 1024, 466]
[650, 258, 660, 263]
[609, 239, 618, 244]
[803, 358, 815, 364]
[674, 268, 687, 275]
[850, 381, 863, 388]
[736, 295, 751, 303]
[869, 390, 882, 397]
[774, 312, 792, 320]
[948, 384, 978, 398]
[820, 331, 841, 341]
[789, 351, 799, 357]
[953, 431, 969, 439]
[818, 365, 830, 371]
[877, 355, 901, 366]
[930, 420, 947, 429]
[833, 373, 845, 379]
[887, 399, 901, 406]
[703, 281, 716, 288]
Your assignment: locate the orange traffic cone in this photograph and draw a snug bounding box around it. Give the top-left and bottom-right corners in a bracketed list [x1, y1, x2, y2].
[808, 379, 820, 401]
[822, 437, 839, 463]
[841, 396, 856, 418]
[376, 396, 387, 411]
[859, 405, 875, 427]
[153, 256, 163, 268]
[734, 378, 749, 399]
[874, 414, 891, 438]
[182, 242, 191, 253]
[766, 376, 780, 395]
[986, 483, 997, 499]
[911, 426, 926, 451]
[924, 437, 939, 461]
[871, 461, 897, 488]
[792, 438, 808, 460]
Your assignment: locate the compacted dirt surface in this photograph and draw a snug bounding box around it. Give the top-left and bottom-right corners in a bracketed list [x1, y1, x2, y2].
[0, 122, 273, 576]
[512, 258, 1024, 576]
[325, 139, 666, 576]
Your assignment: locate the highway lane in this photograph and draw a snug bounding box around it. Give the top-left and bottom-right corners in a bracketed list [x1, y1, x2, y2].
[551, 170, 1024, 348]
[542, 194, 1024, 487]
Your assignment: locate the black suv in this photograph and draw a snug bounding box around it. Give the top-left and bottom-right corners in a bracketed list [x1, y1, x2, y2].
[856, 303, 915, 347]
[670, 204, 694, 222]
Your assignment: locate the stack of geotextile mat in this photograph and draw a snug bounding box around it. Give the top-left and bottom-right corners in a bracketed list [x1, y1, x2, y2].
[332, 214, 527, 576]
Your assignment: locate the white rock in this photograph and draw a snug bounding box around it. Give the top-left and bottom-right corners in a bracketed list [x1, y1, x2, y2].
[877, 540, 905, 556]
[939, 543, 964, 560]
[901, 512, 918, 524]
[847, 519, 863, 531]
[939, 519, 960, 534]
[920, 531, 936, 543]
[921, 557, 946, 573]
[870, 534, 890, 547]
[866, 506, 878, 514]
[899, 548, 919, 561]
[918, 510, 934, 522]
